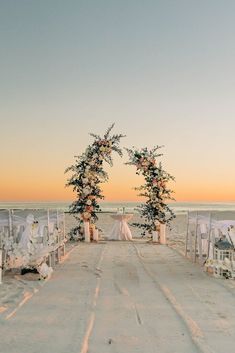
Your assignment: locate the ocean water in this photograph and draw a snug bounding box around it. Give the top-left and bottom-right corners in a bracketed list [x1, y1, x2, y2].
[1, 201, 235, 214]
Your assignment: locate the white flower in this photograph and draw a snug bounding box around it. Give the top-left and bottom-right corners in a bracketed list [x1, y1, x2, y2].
[83, 187, 91, 196]
[37, 263, 53, 279]
[83, 212, 91, 219]
[86, 199, 92, 205]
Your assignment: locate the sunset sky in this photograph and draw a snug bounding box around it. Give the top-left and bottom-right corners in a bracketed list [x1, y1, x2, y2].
[1, 1, 235, 202]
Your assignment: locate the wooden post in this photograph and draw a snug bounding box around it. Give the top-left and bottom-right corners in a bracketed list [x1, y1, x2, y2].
[0, 210, 5, 282]
[56, 209, 59, 229]
[194, 212, 198, 263]
[62, 243, 66, 257]
[206, 213, 212, 258]
[47, 209, 50, 241]
[63, 212, 66, 242]
[198, 231, 203, 265]
[189, 230, 193, 261]
[57, 247, 61, 263]
[185, 211, 189, 257]
[211, 228, 216, 260]
[84, 221, 90, 242]
[8, 209, 13, 239]
[5, 209, 13, 266]
[52, 250, 56, 267]
[48, 253, 52, 267]
[188, 212, 193, 261]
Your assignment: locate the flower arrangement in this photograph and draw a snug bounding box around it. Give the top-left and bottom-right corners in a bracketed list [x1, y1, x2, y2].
[2, 234, 30, 269]
[1, 220, 59, 277]
[126, 146, 175, 236]
[2, 225, 42, 270]
[65, 124, 125, 239]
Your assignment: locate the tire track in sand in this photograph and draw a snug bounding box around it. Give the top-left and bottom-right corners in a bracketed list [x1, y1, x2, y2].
[80, 244, 106, 353]
[131, 242, 215, 353]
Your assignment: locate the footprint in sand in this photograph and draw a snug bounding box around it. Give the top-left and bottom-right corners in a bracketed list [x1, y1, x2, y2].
[81, 263, 88, 268]
[94, 270, 102, 278]
[95, 267, 102, 272]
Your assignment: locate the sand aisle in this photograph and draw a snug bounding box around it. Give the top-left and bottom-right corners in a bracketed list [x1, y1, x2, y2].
[1, 242, 235, 353]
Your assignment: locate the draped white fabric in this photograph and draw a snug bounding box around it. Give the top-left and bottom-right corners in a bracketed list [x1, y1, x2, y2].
[109, 214, 133, 240]
[0, 209, 65, 270]
[186, 212, 235, 262]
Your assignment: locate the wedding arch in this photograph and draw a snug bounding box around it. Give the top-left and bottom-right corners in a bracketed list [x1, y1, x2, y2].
[126, 146, 175, 241]
[65, 124, 125, 240]
[65, 124, 175, 241]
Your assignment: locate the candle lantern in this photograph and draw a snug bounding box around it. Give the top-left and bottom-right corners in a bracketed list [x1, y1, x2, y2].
[214, 238, 234, 261]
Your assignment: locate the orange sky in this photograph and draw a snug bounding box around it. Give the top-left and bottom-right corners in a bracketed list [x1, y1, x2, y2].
[1, 159, 235, 202]
[1, 3, 235, 202]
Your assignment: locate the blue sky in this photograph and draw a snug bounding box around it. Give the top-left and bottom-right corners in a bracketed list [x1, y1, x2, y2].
[1, 1, 235, 201]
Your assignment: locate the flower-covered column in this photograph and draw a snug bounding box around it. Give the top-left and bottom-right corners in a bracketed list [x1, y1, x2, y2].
[66, 124, 125, 241]
[126, 146, 175, 241]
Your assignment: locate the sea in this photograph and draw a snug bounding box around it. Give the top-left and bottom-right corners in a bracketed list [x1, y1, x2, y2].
[1, 201, 235, 214]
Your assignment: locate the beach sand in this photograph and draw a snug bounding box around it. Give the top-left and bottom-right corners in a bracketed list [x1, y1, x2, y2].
[65, 212, 188, 244]
[1, 211, 235, 352]
[1, 241, 235, 352]
[2, 211, 235, 314]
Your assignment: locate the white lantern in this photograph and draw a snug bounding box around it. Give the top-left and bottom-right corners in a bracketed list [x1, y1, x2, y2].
[152, 230, 159, 242]
[159, 224, 166, 245]
[93, 228, 99, 242]
[84, 222, 90, 243]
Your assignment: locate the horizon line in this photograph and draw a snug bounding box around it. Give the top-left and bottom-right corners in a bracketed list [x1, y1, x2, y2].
[1, 200, 235, 204]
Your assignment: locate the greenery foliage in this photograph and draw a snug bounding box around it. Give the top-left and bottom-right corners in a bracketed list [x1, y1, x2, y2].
[126, 146, 175, 236]
[65, 124, 125, 239]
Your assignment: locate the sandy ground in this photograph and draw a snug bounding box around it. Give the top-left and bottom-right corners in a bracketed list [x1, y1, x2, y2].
[65, 212, 189, 251]
[1, 241, 235, 353]
[0, 242, 76, 315]
[2, 211, 235, 314]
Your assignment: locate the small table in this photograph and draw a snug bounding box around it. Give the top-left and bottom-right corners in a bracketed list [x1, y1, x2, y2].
[109, 214, 133, 241]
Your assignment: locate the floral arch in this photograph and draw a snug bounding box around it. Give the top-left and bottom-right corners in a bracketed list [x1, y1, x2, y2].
[65, 124, 175, 240]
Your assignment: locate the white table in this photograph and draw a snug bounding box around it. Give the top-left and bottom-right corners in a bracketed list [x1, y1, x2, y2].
[109, 214, 133, 241]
